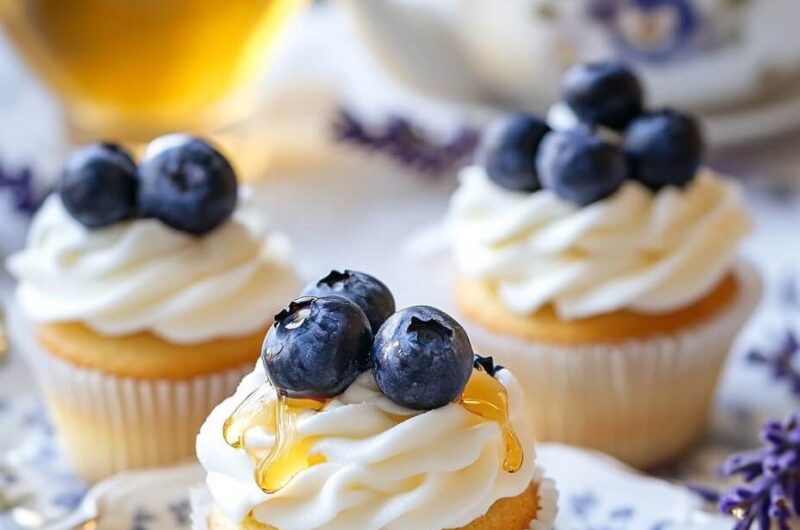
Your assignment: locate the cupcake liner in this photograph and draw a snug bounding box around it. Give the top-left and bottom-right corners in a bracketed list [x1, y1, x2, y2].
[461, 261, 762, 470]
[190, 469, 558, 530]
[529, 467, 559, 530]
[7, 305, 253, 484]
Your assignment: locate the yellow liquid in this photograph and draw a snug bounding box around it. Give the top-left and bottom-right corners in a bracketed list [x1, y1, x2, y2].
[0, 0, 305, 138]
[224, 384, 327, 494]
[460, 367, 523, 473]
[224, 369, 523, 494]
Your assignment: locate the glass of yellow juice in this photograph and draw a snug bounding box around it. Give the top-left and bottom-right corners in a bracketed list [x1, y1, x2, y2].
[0, 0, 306, 144]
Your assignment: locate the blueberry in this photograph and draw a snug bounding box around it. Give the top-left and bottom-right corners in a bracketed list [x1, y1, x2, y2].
[138, 136, 237, 235]
[625, 109, 705, 190]
[59, 142, 138, 229]
[478, 114, 551, 192]
[262, 296, 373, 399]
[562, 61, 644, 131]
[371, 306, 474, 410]
[537, 127, 627, 205]
[302, 270, 395, 333]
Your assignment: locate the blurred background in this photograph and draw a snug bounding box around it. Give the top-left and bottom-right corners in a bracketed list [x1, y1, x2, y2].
[1, 0, 800, 186]
[0, 0, 798, 528]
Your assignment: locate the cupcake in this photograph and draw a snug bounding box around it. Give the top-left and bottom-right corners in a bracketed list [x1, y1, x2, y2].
[6, 137, 301, 483]
[196, 271, 557, 530]
[447, 62, 761, 469]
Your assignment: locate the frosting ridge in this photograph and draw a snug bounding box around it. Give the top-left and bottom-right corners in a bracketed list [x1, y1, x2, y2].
[449, 167, 751, 319]
[7, 194, 301, 343]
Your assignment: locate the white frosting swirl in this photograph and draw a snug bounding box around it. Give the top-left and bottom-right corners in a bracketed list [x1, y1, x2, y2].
[449, 167, 752, 319]
[197, 365, 537, 530]
[7, 194, 301, 343]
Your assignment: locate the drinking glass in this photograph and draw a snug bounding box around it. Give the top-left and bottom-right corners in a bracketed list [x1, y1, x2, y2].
[0, 0, 307, 150]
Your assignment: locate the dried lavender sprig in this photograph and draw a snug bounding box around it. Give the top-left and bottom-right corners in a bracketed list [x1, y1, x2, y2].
[332, 108, 480, 177]
[748, 331, 800, 397]
[719, 413, 800, 529]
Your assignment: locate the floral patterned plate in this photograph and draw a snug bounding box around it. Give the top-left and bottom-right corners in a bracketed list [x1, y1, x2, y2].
[0, 443, 749, 530]
[538, 445, 734, 530]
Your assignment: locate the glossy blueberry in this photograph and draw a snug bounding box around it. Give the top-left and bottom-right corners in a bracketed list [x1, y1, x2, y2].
[371, 306, 474, 410]
[478, 114, 551, 192]
[138, 136, 237, 235]
[302, 270, 395, 333]
[59, 142, 138, 229]
[562, 61, 644, 131]
[625, 109, 705, 190]
[537, 127, 627, 205]
[262, 296, 373, 399]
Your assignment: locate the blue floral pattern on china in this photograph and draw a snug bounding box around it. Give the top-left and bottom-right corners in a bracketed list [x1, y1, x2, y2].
[585, 0, 748, 63]
[556, 490, 676, 529]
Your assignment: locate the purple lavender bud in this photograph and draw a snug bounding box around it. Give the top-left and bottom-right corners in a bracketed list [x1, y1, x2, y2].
[725, 452, 767, 477]
[737, 486, 759, 501]
[765, 454, 795, 476]
[765, 420, 785, 432]
[720, 495, 744, 514]
[763, 430, 787, 449]
[720, 414, 800, 528]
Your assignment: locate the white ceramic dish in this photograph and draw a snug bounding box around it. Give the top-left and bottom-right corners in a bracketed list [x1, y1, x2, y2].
[339, 0, 800, 147]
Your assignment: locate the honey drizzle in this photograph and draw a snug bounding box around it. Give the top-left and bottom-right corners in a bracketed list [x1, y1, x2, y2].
[223, 384, 327, 493]
[222, 367, 522, 495]
[459, 367, 524, 473]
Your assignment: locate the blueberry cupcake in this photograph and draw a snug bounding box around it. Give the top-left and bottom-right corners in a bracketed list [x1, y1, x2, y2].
[7, 136, 301, 483]
[195, 271, 557, 530]
[448, 62, 761, 468]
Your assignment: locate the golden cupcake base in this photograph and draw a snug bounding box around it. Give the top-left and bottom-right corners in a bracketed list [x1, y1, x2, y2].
[455, 273, 739, 345]
[38, 322, 265, 379]
[455, 263, 761, 469]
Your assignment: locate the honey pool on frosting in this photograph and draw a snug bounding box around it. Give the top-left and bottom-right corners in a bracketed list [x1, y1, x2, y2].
[223, 367, 522, 494]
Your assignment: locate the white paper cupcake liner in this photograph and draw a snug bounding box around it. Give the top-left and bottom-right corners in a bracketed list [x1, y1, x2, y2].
[461, 261, 762, 470]
[190, 468, 559, 530]
[529, 466, 559, 530]
[7, 305, 253, 484]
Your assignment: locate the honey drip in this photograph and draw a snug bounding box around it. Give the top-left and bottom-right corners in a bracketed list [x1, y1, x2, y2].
[223, 384, 327, 493]
[222, 367, 522, 494]
[459, 368, 524, 473]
